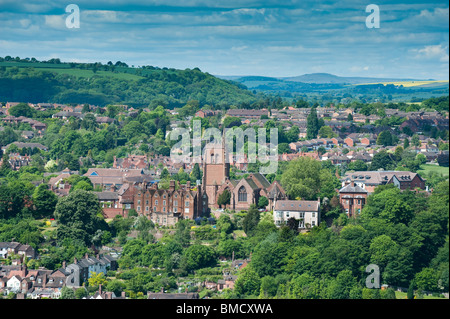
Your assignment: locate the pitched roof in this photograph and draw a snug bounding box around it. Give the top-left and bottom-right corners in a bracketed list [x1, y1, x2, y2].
[339, 183, 368, 194]
[274, 200, 320, 212]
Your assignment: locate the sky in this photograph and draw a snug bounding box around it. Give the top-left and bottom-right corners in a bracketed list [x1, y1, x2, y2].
[0, 0, 448, 79]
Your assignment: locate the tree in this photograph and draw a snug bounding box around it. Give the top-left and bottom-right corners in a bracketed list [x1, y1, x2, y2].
[8, 103, 35, 117]
[327, 269, 360, 299]
[242, 205, 260, 237]
[190, 163, 201, 183]
[281, 157, 338, 200]
[318, 126, 335, 138]
[376, 130, 393, 146]
[223, 116, 242, 128]
[32, 184, 58, 218]
[306, 106, 319, 139]
[407, 280, 415, 299]
[257, 196, 269, 209]
[217, 189, 231, 208]
[60, 286, 75, 299]
[347, 160, 368, 171]
[54, 189, 104, 246]
[183, 244, 216, 271]
[88, 271, 108, 288]
[415, 268, 439, 292]
[234, 266, 261, 297]
[160, 167, 170, 179]
[370, 150, 396, 171]
[403, 138, 410, 149]
[411, 134, 421, 148]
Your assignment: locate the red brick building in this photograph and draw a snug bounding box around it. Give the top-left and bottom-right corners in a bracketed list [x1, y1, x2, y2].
[338, 180, 368, 218]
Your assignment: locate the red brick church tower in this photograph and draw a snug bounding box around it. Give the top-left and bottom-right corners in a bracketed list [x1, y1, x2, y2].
[202, 137, 230, 207]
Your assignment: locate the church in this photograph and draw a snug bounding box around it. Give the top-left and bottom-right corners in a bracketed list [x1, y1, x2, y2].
[201, 139, 287, 212]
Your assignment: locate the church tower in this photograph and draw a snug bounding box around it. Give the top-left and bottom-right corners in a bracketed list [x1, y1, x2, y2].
[202, 134, 230, 207]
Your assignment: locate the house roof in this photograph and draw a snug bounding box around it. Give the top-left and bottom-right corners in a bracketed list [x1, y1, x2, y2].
[274, 200, 320, 212]
[339, 183, 368, 194]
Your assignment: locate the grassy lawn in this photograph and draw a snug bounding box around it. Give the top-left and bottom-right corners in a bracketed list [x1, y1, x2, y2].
[233, 230, 246, 238]
[395, 291, 447, 299]
[417, 164, 449, 177]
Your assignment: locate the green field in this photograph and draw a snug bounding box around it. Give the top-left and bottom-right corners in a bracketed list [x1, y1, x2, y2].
[395, 291, 447, 299]
[0, 61, 145, 80]
[418, 164, 449, 177]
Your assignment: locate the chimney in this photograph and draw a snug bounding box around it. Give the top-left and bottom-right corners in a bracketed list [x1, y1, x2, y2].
[22, 264, 27, 277]
[74, 257, 78, 264]
[169, 180, 175, 192]
[99, 284, 102, 295]
[350, 180, 355, 188]
[186, 180, 191, 189]
[121, 291, 126, 298]
[85, 253, 89, 259]
[161, 287, 164, 293]
[62, 261, 66, 269]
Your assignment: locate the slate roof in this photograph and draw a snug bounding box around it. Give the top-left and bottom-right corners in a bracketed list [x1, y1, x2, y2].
[339, 183, 368, 194]
[274, 200, 320, 212]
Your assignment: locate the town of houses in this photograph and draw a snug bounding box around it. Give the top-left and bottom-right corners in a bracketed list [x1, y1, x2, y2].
[0, 100, 448, 298]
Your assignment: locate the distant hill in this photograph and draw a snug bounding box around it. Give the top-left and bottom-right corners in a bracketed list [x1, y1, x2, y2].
[0, 58, 257, 107]
[217, 73, 426, 85]
[280, 73, 424, 84]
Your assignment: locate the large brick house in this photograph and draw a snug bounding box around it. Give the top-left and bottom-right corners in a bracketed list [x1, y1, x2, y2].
[342, 171, 426, 193]
[338, 180, 368, 218]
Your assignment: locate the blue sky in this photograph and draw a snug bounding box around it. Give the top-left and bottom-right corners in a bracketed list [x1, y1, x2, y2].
[0, 0, 448, 79]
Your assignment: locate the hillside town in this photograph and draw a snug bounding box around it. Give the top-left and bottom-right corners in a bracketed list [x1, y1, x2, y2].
[0, 96, 449, 300]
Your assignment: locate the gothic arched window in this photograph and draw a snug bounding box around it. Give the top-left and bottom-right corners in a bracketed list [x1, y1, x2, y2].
[238, 186, 247, 202]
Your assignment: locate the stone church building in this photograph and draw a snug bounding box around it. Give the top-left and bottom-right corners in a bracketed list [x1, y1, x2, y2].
[201, 140, 287, 212]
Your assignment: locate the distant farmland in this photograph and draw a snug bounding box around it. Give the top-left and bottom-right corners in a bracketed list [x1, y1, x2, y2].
[357, 80, 449, 88]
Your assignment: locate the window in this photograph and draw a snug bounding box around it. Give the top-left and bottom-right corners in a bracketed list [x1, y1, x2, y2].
[174, 200, 178, 206]
[146, 200, 149, 205]
[185, 201, 190, 207]
[163, 200, 166, 206]
[238, 186, 247, 202]
[155, 200, 158, 205]
[145, 206, 149, 211]
[312, 212, 315, 218]
[137, 200, 141, 205]
[137, 206, 141, 211]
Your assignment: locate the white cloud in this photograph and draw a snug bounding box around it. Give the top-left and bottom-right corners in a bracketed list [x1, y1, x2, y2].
[414, 44, 449, 62]
[44, 15, 66, 29]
